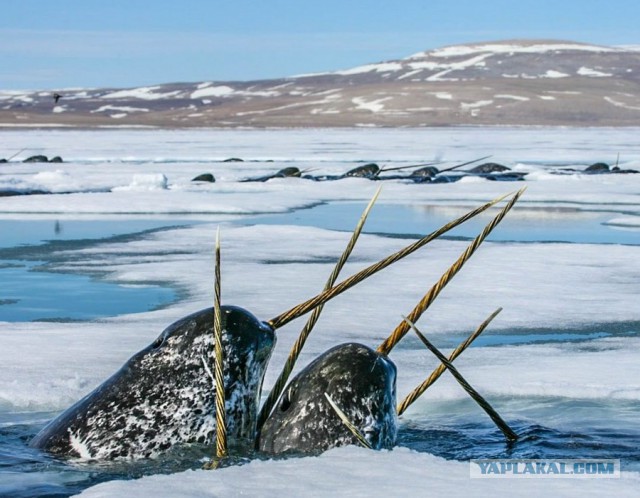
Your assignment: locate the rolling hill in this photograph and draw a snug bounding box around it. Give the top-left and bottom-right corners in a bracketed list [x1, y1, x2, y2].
[2, 39, 640, 127]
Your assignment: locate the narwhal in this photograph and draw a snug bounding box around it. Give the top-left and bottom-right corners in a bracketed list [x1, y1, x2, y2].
[30, 306, 275, 459]
[257, 189, 524, 455]
[258, 342, 398, 454]
[31, 192, 515, 460]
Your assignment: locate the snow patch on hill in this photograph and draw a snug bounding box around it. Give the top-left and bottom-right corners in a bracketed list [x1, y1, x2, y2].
[190, 85, 235, 99]
[101, 86, 181, 100]
[408, 41, 623, 59]
[577, 67, 613, 77]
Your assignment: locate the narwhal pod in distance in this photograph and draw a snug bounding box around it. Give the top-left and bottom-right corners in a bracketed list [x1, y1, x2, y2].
[30, 305, 275, 460]
[258, 343, 398, 455]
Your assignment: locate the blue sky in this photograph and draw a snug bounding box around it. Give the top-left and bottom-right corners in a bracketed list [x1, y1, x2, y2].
[1, 0, 639, 90]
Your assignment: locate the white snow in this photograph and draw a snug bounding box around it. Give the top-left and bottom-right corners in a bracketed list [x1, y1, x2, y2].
[335, 62, 403, 76]
[577, 67, 613, 77]
[112, 174, 168, 191]
[604, 216, 640, 228]
[430, 92, 453, 100]
[494, 95, 530, 102]
[409, 42, 621, 60]
[0, 128, 639, 496]
[460, 100, 494, 115]
[76, 446, 640, 498]
[427, 54, 492, 81]
[603, 96, 640, 111]
[101, 86, 181, 101]
[397, 69, 423, 80]
[91, 105, 149, 113]
[190, 86, 235, 99]
[352, 96, 392, 113]
[542, 70, 570, 78]
[0, 90, 32, 101]
[296, 41, 627, 80]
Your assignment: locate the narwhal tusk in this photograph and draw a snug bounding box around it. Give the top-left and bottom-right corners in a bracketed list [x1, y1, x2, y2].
[257, 187, 381, 432]
[437, 154, 494, 174]
[376, 187, 525, 356]
[268, 191, 515, 330]
[397, 308, 502, 415]
[205, 227, 227, 469]
[403, 316, 518, 442]
[324, 393, 373, 449]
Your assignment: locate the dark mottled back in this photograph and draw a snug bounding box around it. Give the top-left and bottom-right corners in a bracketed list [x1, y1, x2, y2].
[344, 163, 380, 178]
[468, 162, 510, 173]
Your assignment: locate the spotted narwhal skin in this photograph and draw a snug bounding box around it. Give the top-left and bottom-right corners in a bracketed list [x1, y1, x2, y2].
[343, 163, 380, 179]
[258, 342, 397, 455]
[30, 305, 275, 460]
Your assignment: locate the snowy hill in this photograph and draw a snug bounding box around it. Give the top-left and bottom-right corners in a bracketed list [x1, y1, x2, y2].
[2, 39, 640, 127]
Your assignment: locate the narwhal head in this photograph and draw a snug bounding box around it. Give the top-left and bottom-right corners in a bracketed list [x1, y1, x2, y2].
[128, 305, 276, 444]
[30, 305, 275, 459]
[258, 342, 397, 455]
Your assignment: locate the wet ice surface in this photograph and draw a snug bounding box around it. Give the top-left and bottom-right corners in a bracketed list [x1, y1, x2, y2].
[0, 128, 639, 497]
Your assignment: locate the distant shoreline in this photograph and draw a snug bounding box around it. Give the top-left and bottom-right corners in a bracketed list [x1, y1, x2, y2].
[2, 39, 640, 128]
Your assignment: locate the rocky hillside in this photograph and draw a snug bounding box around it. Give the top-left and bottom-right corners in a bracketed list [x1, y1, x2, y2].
[2, 40, 640, 127]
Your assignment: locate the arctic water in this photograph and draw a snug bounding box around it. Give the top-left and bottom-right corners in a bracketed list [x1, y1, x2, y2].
[0, 127, 639, 497]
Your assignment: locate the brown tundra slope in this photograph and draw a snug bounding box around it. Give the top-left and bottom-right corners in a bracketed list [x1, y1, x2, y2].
[2, 39, 640, 128]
